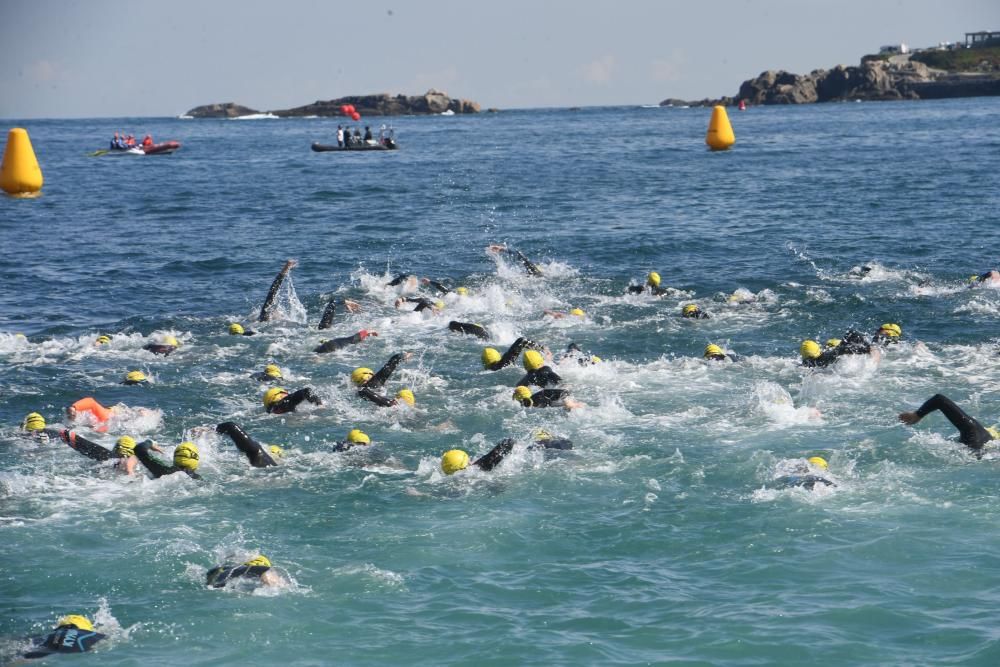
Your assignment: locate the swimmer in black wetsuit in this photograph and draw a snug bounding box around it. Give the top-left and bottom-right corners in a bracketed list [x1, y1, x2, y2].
[207, 555, 284, 588]
[53, 429, 146, 474]
[530, 429, 573, 450]
[704, 344, 740, 362]
[395, 296, 443, 313]
[216, 422, 281, 467]
[143, 334, 180, 356]
[968, 269, 1000, 287]
[771, 457, 836, 490]
[228, 323, 256, 336]
[318, 297, 361, 330]
[352, 352, 412, 405]
[513, 386, 584, 410]
[314, 329, 376, 354]
[872, 323, 902, 346]
[681, 304, 710, 319]
[449, 321, 491, 340]
[330, 428, 372, 452]
[259, 259, 297, 322]
[134, 440, 202, 479]
[481, 337, 537, 371]
[626, 271, 670, 296]
[800, 331, 874, 368]
[251, 364, 283, 382]
[561, 342, 602, 366]
[486, 244, 543, 276]
[263, 386, 322, 414]
[899, 394, 999, 453]
[441, 438, 517, 474]
[21, 615, 106, 660]
[516, 349, 562, 387]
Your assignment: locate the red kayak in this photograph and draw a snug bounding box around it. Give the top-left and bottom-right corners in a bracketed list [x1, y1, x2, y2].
[142, 141, 181, 155]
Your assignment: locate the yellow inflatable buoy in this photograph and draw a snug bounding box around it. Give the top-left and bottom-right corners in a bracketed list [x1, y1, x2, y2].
[705, 105, 735, 151]
[0, 128, 43, 197]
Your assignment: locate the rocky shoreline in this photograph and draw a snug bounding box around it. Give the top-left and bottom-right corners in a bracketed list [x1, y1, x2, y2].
[184, 89, 480, 118]
[661, 50, 1000, 107]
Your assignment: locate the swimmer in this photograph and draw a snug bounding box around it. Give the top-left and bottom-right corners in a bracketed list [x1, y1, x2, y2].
[228, 323, 257, 336]
[899, 394, 999, 453]
[421, 277, 453, 294]
[352, 352, 412, 405]
[263, 386, 323, 414]
[121, 370, 148, 385]
[395, 296, 443, 313]
[54, 429, 146, 473]
[143, 334, 179, 356]
[66, 397, 115, 430]
[681, 304, 709, 319]
[968, 269, 1000, 287]
[250, 363, 283, 382]
[543, 307, 586, 320]
[20, 412, 58, 443]
[318, 297, 361, 330]
[207, 555, 284, 588]
[704, 344, 739, 362]
[441, 438, 516, 474]
[94, 334, 112, 346]
[359, 386, 415, 408]
[20, 614, 106, 660]
[486, 244, 543, 276]
[313, 329, 377, 354]
[516, 349, 562, 387]
[258, 259, 297, 322]
[513, 386, 584, 410]
[331, 428, 372, 452]
[482, 337, 537, 371]
[800, 331, 875, 368]
[626, 271, 670, 296]
[561, 342, 602, 366]
[134, 440, 202, 479]
[448, 321, 491, 340]
[216, 422, 282, 467]
[530, 429, 573, 450]
[387, 272, 419, 291]
[872, 322, 901, 346]
[772, 456, 836, 490]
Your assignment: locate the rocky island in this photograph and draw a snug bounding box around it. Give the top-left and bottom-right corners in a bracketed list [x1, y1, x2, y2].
[185, 89, 480, 118]
[662, 43, 1000, 107]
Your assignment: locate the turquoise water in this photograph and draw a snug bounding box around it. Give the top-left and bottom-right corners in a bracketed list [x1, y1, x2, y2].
[2, 98, 1000, 665]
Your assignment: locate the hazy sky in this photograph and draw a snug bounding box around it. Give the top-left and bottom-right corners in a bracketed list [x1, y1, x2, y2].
[1, 0, 997, 118]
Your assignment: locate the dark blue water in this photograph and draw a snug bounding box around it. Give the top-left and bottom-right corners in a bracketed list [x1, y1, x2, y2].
[3, 98, 1000, 665]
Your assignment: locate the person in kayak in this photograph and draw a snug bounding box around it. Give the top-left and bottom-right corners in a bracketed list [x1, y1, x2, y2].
[207, 555, 284, 588]
[259, 259, 297, 322]
[899, 393, 999, 453]
[134, 440, 201, 479]
[314, 329, 377, 354]
[262, 386, 322, 414]
[19, 614, 106, 660]
[216, 421, 282, 468]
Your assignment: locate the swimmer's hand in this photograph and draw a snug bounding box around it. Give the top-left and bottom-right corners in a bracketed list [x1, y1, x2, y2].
[344, 299, 361, 313]
[402, 352, 413, 362]
[486, 244, 507, 253]
[899, 412, 921, 425]
[283, 259, 298, 272]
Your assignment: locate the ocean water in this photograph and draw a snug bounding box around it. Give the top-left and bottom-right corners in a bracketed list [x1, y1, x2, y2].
[2, 98, 1000, 666]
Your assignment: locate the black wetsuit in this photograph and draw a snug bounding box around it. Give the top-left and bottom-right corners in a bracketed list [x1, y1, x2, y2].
[206, 563, 272, 588]
[872, 331, 899, 346]
[268, 388, 322, 414]
[485, 337, 535, 371]
[135, 441, 201, 480]
[424, 279, 451, 294]
[358, 386, 396, 407]
[563, 342, 598, 366]
[399, 296, 436, 312]
[914, 394, 993, 450]
[387, 273, 414, 287]
[330, 440, 368, 453]
[682, 309, 710, 319]
[57, 430, 114, 462]
[357, 353, 405, 404]
[233, 328, 257, 336]
[706, 352, 740, 362]
[517, 389, 572, 408]
[627, 284, 669, 296]
[259, 264, 293, 322]
[22, 627, 107, 659]
[530, 435, 573, 450]
[314, 331, 366, 354]
[473, 438, 515, 471]
[804, 331, 872, 368]
[516, 365, 562, 388]
[773, 474, 836, 490]
[318, 297, 356, 330]
[449, 321, 491, 340]
[216, 422, 278, 467]
[142, 343, 177, 356]
[497, 248, 543, 276]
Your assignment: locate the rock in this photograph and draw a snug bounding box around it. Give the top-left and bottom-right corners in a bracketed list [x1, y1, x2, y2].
[184, 102, 260, 118]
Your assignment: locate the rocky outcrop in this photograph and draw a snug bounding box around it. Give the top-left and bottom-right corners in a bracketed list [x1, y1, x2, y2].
[184, 90, 480, 118]
[184, 102, 261, 118]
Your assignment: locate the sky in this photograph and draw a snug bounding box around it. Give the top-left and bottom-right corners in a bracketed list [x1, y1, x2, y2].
[1, 0, 997, 118]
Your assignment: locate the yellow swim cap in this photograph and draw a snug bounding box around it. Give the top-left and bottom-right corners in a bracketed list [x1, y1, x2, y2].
[683, 304, 699, 316]
[95, 335, 111, 346]
[570, 308, 585, 317]
[164, 335, 180, 347]
[174, 442, 198, 470]
[434, 300, 445, 310]
[229, 323, 245, 335]
[396, 388, 415, 406]
[456, 286, 469, 296]
[264, 364, 282, 379]
[800, 340, 821, 359]
[513, 386, 533, 402]
[880, 323, 902, 337]
[482, 348, 501, 368]
[590, 355, 602, 363]
[647, 271, 661, 287]
[704, 344, 724, 359]
[987, 427, 1000, 441]
[263, 387, 288, 408]
[969, 275, 980, 283]
[244, 555, 271, 568]
[825, 338, 841, 349]
[441, 449, 470, 475]
[23, 412, 46, 431]
[115, 435, 136, 457]
[268, 444, 284, 458]
[347, 428, 371, 445]
[727, 293, 741, 303]
[807, 456, 829, 470]
[56, 615, 94, 632]
[174, 442, 199, 470]
[351, 367, 374, 385]
[124, 370, 147, 384]
[523, 349, 544, 371]
[534, 429, 552, 441]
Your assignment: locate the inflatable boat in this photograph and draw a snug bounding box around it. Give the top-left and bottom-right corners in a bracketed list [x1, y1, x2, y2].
[311, 140, 397, 152]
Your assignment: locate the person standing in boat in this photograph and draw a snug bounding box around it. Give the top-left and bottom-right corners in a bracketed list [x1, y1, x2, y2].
[353, 128, 362, 145]
[364, 126, 373, 143]
[142, 134, 153, 148]
[337, 125, 345, 148]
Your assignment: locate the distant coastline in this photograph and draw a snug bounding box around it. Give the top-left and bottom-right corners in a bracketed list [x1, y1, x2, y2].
[661, 44, 1000, 107]
[184, 89, 480, 119]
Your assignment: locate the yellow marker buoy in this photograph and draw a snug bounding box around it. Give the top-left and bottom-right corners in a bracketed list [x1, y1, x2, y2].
[0, 128, 43, 197]
[705, 105, 735, 151]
